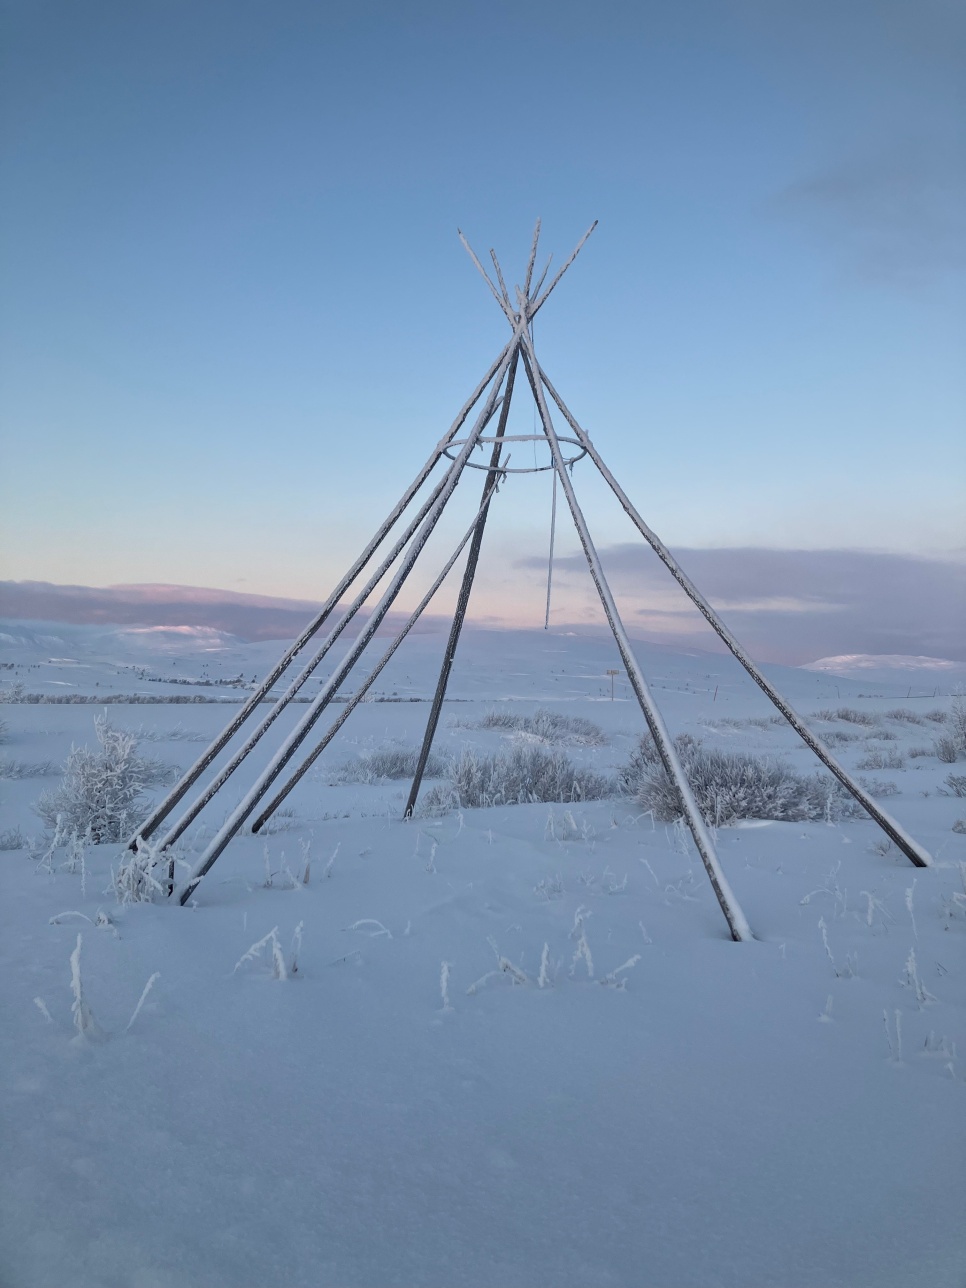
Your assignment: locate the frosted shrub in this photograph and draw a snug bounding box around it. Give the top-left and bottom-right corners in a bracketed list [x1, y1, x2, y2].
[856, 747, 906, 771]
[624, 733, 863, 825]
[813, 707, 880, 727]
[108, 838, 168, 904]
[421, 744, 613, 812]
[0, 756, 57, 779]
[943, 774, 966, 798]
[885, 708, 926, 725]
[933, 735, 959, 764]
[950, 696, 966, 751]
[338, 745, 448, 782]
[479, 708, 607, 747]
[35, 715, 174, 843]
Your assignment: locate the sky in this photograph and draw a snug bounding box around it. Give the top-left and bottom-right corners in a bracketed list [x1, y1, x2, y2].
[1, 0, 964, 660]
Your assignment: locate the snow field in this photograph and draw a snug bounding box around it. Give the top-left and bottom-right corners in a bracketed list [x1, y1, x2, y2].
[1, 630, 964, 1286]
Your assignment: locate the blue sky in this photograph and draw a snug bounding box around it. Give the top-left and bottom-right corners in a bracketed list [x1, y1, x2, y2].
[1, 0, 963, 643]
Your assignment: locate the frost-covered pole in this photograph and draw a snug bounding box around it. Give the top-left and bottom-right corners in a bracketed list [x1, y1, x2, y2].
[403, 353, 520, 819]
[518, 324, 752, 943]
[537, 370, 932, 870]
[521, 217, 541, 299]
[459, 229, 515, 324]
[177, 324, 529, 902]
[528, 221, 597, 319]
[250, 471, 506, 835]
[153, 393, 508, 855]
[129, 335, 517, 852]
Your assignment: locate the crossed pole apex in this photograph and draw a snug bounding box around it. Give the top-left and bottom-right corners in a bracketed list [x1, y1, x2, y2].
[457, 218, 598, 325]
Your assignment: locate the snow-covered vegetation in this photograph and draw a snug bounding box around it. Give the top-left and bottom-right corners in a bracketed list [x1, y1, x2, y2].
[34, 714, 175, 842]
[1, 625, 964, 1287]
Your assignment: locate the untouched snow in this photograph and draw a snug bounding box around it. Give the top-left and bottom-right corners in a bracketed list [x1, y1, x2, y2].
[1, 626, 964, 1287]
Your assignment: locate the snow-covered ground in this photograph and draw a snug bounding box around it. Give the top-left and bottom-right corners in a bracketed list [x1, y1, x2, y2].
[1, 624, 964, 1287]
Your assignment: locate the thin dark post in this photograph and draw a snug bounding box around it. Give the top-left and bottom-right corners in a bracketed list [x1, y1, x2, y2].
[404, 353, 521, 818]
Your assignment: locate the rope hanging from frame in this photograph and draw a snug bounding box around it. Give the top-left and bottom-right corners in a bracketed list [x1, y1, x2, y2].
[544, 465, 557, 629]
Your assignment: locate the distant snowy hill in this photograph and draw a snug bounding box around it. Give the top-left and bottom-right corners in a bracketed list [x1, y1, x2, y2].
[804, 653, 966, 690]
[3, 619, 963, 703]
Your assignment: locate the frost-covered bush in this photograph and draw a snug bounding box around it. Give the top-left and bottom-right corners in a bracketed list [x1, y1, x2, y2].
[623, 733, 863, 825]
[421, 744, 613, 812]
[0, 756, 57, 779]
[856, 747, 906, 771]
[885, 708, 926, 725]
[934, 735, 959, 764]
[0, 826, 27, 851]
[813, 707, 880, 728]
[35, 715, 175, 842]
[479, 708, 607, 747]
[819, 730, 862, 747]
[943, 774, 966, 799]
[951, 696, 966, 752]
[337, 745, 448, 783]
[858, 776, 899, 797]
[108, 838, 168, 903]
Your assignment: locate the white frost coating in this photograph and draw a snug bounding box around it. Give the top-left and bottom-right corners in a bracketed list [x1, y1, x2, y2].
[600, 955, 641, 989]
[537, 368, 931, 871]
[530, 221, 598, 318]
[33, 997, 53, 1023]
[233, 927, 281, 975]
[570, 907, 595, 978]
[125, 972, 160, 1031]
[69, 933, 100, 1040]
[290, 922, 303, 975]
[519, 325, 752, 943]
[346, 919, 393, 940]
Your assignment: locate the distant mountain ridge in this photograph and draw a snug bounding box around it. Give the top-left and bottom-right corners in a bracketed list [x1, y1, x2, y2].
[0, 580, 327, 641]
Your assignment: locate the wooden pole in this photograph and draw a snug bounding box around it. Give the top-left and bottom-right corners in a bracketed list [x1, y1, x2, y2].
[403, 353, 520, 819]
[522, 217, 541, 298]
[544, 467, 557, 630]
[489, 248, 513, 313]
[518, 327, 752, 942]
[251, 471, 506, 838]
[537, 370, 932, 870]
[458, 229, 515, 323]
[176, 324, 529, 901]
[128, 334, 518, 851]
[529, 221, 597, 318]
[153, 400, 507, 855]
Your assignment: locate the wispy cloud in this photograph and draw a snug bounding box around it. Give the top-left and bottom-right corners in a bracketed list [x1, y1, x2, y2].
[515, 546, 966, 664]
[771, 141, 966, 287]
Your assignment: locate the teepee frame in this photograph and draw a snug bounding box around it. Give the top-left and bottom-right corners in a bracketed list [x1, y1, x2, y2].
[130, 220, 931, 940]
